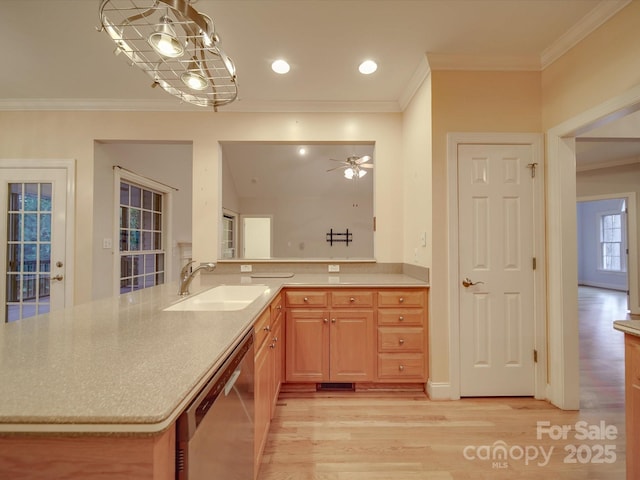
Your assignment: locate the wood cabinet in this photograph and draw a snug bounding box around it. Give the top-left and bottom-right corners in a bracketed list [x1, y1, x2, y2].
[625, 333, 640, 480]
[376, 289, 428, 382]
[254, 293, 284, 478]
[285, 290, 375, 383]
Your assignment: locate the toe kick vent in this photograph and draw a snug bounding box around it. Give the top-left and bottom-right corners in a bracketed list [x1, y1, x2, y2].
[316, 382, 354, 391]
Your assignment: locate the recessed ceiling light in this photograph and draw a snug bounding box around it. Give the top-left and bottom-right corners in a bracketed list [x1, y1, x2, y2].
[271, 59, 290, 74]
[358, 59, 377, 75]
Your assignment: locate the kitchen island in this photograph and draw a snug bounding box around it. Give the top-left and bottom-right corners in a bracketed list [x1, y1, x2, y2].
[0, 273, 427, 479]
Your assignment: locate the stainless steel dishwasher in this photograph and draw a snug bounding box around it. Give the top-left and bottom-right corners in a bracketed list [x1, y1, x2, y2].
[176, 330, 254, 480]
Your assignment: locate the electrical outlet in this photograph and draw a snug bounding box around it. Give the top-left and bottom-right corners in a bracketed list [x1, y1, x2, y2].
[328, 264, 340, 273]
[240, 264, 252, 273]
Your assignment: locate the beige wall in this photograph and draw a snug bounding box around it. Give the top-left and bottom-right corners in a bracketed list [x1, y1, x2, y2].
[542, 1, 640, 129]
[0, 111, 402, 305]
[429, 70, 542, 383]
[402, 73, 432, 269]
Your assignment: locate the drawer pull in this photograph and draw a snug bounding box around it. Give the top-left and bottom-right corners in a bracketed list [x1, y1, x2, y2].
[399, 339, 405, 345]
[349, 297, 356, 303]
[324, 318, 329, 323]
[263, 325, 271, 332]
[399, 316, 404, 321]
[304, 297, 309, 302]
[399, 297, 404, 303]
[270, 342, 276, 349]
[331, 318, 337, 324]
[277, 305, 282, 310]
[399, 365, 405, 372]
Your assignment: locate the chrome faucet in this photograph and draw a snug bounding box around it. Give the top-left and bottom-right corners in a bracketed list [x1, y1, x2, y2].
[178, 261, 216, 296]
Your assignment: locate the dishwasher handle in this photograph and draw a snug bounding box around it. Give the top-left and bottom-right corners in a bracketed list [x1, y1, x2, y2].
[178, 330, 254, 441]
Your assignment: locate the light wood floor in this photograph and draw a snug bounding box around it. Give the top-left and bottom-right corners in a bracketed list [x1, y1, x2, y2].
[258, 287, 635, 479]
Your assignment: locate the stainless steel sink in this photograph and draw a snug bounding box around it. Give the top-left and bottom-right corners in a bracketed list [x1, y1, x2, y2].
[164, 284, 270, 312]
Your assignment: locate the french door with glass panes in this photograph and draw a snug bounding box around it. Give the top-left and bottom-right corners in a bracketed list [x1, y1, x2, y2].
[0, 168, 69, 322]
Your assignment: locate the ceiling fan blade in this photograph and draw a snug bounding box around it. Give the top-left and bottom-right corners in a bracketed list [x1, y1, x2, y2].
[361, 164, 374, 169]
[326, 165, 347, 172]
[328, 158, 346, 162]
[354, 155, 372, 165]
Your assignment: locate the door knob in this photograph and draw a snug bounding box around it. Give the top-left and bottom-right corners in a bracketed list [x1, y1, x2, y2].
[51, 274, 64, 282]
[462, 277, 484, 288]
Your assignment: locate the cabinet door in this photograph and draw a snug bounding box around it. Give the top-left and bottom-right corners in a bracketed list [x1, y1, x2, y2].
[271, 316, 283, 416]
[286, 309, 330, 382]
[254, 341, 273, 471]
[330, 310, 375, 382]
[626, 335, 640, 480]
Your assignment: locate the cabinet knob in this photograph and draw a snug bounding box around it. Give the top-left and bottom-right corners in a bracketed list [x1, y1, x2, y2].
[277, 305, 282, 310]
[263, 325, 271, 332]
[303, 297, 309, 302]
[398, 365, 405, 372]
[270, 342, 276, 349]
[273, 336, 278, 343]
[324, 318, 329, 323]
[399, 338, 405, 345]
[399, 297, 404, 303]
[331, 318, 337, 324]
[398, 316, 404, 322]
[349, 297, 356, 303]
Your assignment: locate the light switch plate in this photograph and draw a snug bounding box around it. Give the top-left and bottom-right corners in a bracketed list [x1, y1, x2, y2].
[328, 264, 340, 273]
[240, 264, 252, 273]
[102, 238, 112, 249]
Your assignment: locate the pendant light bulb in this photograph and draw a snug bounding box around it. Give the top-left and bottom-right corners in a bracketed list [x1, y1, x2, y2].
[148, 16, 184, 58]
[181, 61, 209, 90]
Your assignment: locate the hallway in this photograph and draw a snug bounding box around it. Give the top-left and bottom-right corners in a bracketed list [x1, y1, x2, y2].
[257, 287, 632, 480]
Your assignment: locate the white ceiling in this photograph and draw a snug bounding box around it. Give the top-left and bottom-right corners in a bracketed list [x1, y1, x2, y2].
[1, 0, 638, 168]
[0, 0, 627, 112]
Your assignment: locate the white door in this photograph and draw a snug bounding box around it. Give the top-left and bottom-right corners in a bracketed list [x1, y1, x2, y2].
[242, 216, 272, 258]
[458, 144, 536, 396]
[0, 168, 69, 322]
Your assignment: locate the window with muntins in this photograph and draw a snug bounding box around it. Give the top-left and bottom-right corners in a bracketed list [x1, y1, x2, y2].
[600, 212, 625, 272]
[119, 181, 165, 293]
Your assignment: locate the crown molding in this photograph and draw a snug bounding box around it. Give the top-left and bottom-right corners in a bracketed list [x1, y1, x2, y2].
[576, 156, 640, 173]
[540, 0, 631, 69]
[425, 52, 541, 71]
[0, 98, 402, 113]
[398, 55, 431, 112]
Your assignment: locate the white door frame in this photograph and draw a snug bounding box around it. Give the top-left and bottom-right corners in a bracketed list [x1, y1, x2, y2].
[547, 84, 640, 410]
[0, 159, 75, 309]
[446, 133, 546, 401]
[577, 192, 638, 307]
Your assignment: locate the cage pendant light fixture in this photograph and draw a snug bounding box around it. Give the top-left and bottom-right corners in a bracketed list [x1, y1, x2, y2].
[98, 0, 238, 109]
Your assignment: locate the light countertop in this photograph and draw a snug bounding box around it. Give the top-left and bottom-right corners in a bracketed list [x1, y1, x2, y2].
[613, 320, 640, 337]
[0, 273, 426, 434]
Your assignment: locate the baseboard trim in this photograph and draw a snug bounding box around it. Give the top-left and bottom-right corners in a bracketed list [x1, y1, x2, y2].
[426, 379, 453, 400]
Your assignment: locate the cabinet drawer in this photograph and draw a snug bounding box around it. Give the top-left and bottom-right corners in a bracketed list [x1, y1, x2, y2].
[377, 353, 425, 380]
[254, 309, 272, 350]
[378, 327, 424, 352]
[378, 290, 425, 308]
[285, 291, 329, 308]
[378, 309, 424, 326]
[331, 291, 374, 308]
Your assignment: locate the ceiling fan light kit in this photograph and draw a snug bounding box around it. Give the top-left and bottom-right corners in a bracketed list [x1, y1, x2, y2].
[98, 0, 238, 109]
[327, 154, 373, 180]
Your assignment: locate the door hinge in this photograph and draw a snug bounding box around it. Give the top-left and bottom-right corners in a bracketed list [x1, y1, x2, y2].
[373, 216, 376, 232]
[533, 349, 538, 363]
[527, 163, 538, 178]
[532, 257, 537, 270]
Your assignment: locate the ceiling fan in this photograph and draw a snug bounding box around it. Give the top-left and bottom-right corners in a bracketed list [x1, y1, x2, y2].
[326, 155, 373, 179]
